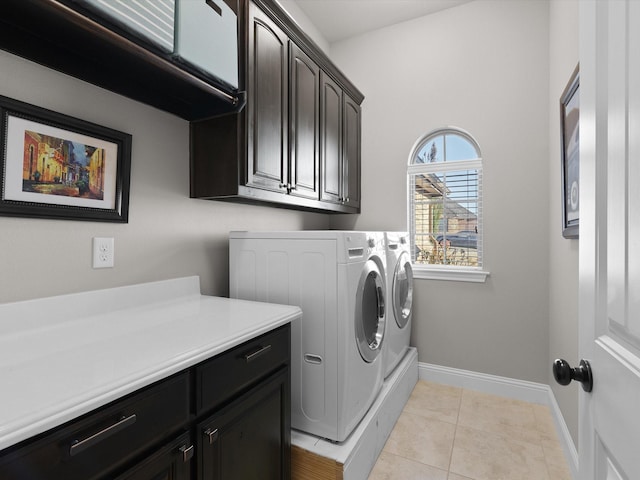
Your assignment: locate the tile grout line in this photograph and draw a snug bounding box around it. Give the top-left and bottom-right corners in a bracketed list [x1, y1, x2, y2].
[446, 387, 465, 477]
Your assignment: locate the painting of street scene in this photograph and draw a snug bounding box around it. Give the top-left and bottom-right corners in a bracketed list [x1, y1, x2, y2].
[22, 130, 105, 200]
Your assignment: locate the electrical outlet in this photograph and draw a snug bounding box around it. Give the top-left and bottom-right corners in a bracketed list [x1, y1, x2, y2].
[93, 237, 114, 269]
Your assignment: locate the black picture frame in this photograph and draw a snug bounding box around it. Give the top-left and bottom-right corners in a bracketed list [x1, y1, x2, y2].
[560, 64, 579, 239]
[0, 95, 131, 222]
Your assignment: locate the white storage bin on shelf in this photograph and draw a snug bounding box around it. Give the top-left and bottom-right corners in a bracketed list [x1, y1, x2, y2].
[79, 0, 239, 89]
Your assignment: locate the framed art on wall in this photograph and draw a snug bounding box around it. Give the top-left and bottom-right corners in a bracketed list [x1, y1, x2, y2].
[560, 64, 579, 239]
[0, 95, 131, 222]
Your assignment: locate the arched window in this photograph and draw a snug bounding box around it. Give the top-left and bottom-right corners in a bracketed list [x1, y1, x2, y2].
[408, 127, 485, 279]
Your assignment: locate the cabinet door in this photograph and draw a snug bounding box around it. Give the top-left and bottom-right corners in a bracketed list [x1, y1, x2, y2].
[113, 433, 192, 480]
[197, 368, 290, 480]
[289, 43, 320, 200]
[246, 3, 289, 193]
[342, 94, 361, 210]
[320, 72, 343, 204]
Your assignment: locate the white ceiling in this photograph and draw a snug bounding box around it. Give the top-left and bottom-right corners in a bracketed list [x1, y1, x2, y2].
[291, 0, 475, 43]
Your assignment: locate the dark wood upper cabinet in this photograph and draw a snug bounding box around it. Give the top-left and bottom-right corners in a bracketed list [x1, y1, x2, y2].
[246, 6, 289, 194]
[320, 73, 343, 204]
[190, 0, 363, 214]
[289, 44, 321, 201]
[343, 95, 362, 210]
[320, 73, 361, 210]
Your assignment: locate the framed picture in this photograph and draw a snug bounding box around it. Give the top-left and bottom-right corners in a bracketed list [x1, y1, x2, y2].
[0, 95, 131, 222]
[560, 64, 579, 239]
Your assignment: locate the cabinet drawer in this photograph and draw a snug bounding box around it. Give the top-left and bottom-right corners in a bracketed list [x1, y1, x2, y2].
[0, 373, 190, 480]
[196, 324, 290, 414]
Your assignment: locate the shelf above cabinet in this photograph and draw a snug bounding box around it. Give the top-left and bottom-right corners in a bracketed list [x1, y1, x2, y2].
[0, 0, 245, 120]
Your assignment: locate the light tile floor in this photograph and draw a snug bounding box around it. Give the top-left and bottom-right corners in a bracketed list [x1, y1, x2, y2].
[368, 380, 572, 480]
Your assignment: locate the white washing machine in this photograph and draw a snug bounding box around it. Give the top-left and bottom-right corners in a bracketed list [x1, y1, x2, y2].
[383, 232, 414, 379]
[229, 231, 386, 442]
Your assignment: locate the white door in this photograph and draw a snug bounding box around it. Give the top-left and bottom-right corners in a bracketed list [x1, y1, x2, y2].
[578, 1, 640, 478]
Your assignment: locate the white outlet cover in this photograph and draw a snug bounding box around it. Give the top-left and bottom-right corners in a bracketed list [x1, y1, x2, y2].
[93, 237, 114, 269]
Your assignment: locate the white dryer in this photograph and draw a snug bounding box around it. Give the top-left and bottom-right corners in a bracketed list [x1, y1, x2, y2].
[383, 232, 414, 379]
[229, 231, 386, 442]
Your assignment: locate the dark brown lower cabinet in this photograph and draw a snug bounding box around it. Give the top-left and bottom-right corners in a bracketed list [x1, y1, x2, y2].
[198, 368, 290, 480]
[0, 325, 291, 480]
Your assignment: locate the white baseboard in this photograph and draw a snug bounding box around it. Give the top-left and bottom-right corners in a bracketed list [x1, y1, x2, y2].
[418, 362, 578, 480]
[547, 385, 579, 480]
[419, 362, 549, 404]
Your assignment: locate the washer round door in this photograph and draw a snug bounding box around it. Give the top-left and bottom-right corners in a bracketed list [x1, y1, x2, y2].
[355, 258, 386, 363]
[392, 251, 414, 329]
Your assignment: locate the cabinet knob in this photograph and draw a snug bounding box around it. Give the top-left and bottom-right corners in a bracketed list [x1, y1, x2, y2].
[279, 183, 293, 194]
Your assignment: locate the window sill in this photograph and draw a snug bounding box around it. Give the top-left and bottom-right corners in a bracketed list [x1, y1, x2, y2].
[412, 265, 490, 283]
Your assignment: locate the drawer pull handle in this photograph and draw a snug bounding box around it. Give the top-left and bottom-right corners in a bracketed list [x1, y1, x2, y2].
[205, 0, 222, 16]
[204, 428, 219, 444]
[179, 444, 194, 462]
[69, 414, 137, 456]
[243, 344, 272, 363]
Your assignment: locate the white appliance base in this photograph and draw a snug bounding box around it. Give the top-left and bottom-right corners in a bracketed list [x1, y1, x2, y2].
[292, 347, 418, 479]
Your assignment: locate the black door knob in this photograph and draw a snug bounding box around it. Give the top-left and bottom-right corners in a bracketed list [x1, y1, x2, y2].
[553, 358, 593, 392]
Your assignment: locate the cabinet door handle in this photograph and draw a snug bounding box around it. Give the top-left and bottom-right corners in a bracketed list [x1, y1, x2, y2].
[204, 428, 219, 444]
[205, 0, 222, 16]
[243, 344, 272, 363]
[69, 414, 137, 456]
[179, 444, 194, 462]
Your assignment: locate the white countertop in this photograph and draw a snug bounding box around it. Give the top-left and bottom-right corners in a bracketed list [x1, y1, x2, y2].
[0, 276, 301, 451]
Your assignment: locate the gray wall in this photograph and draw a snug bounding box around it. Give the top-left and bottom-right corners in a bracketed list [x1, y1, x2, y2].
[548, 0, 579, 446]
[278, 0, 330, 54]
[328, 1, 551, 384]
[0, 49, 329, 304]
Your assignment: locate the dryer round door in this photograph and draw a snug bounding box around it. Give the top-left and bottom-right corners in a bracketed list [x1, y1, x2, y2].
[355, 259, 386, 363]
[392, 251, 413, 329]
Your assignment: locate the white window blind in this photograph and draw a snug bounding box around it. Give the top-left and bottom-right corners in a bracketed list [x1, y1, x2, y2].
[408, 128, 484, 274]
